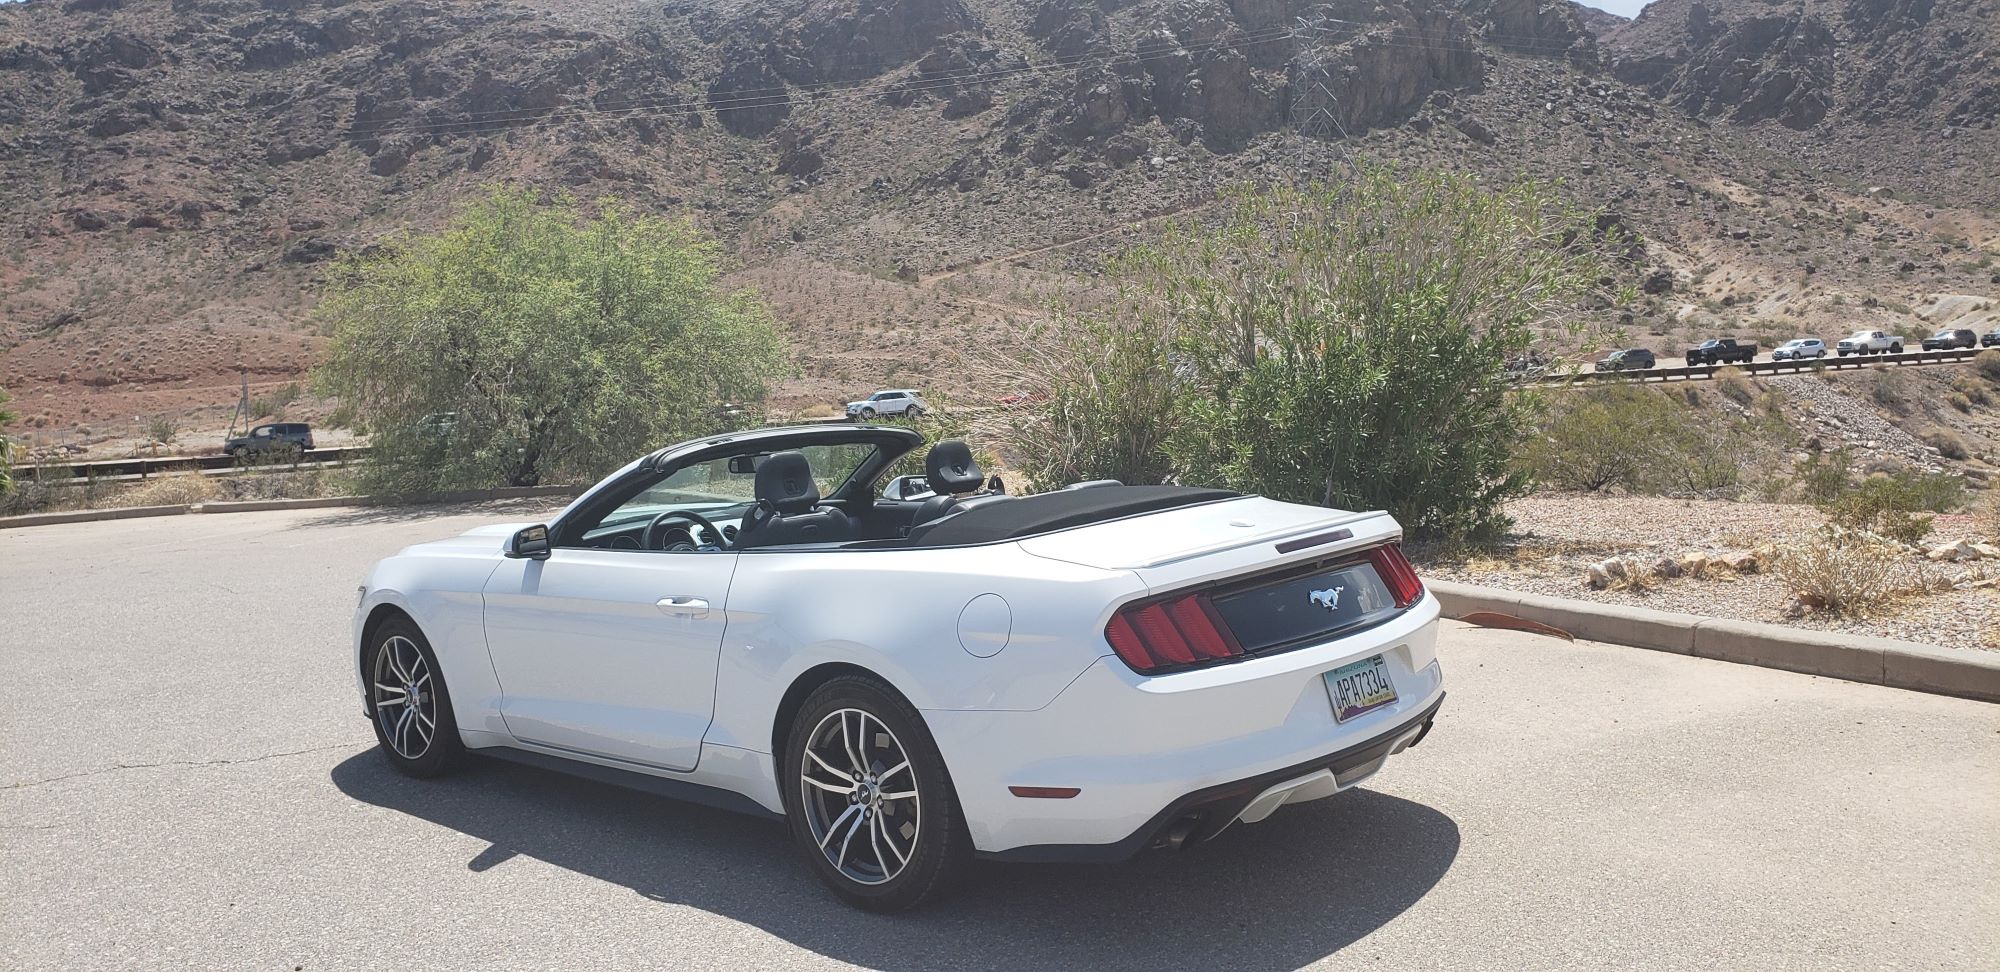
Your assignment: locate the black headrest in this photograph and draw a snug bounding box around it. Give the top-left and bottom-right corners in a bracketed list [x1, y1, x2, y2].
[754, 451, 819, 515]
[924, 440, 984, 494]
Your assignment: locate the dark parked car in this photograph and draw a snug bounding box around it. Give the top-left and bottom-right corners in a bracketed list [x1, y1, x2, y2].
[1983, 330, 2000, 348]
[1921, 328, 1977, 351]
[223, 422, 313, 457]
[1593, 348, 1656, 372]
[1685, 338, 1758, 366]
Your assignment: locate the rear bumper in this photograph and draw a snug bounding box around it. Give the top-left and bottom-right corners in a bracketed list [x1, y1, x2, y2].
[979, 691, 1444, 862]
[926, 594, 1444, 857]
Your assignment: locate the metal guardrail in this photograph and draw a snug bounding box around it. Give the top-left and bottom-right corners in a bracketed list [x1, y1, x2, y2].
[1530, 347, 1982, 386]
[7, 446, 370, 485]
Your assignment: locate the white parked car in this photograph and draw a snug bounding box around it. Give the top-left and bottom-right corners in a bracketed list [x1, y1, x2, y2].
[1836, 330, 1902, 356]
[352, 426, 1444, 910]
[1771, 338, 1827, 360]
[845, 389, 926, 420]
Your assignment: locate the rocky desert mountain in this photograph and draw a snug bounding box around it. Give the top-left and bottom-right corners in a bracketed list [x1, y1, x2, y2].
[0, 0, 1995, 459]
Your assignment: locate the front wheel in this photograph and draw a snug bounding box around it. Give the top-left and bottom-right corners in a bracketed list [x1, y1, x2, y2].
[860, 407, 876, 419]
[783, 676, 968, 912]
[366, 617, 466, 778]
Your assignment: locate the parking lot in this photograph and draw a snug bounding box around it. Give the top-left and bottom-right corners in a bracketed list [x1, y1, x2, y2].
[3, 504, 1996, 970]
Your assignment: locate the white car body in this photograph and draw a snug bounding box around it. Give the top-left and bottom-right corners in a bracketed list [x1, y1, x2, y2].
[845, 389, 926, 419]
[1836, 330, 1901, 356]
[1772, 338, 1826, 360]
[352, 426, 1443, 883]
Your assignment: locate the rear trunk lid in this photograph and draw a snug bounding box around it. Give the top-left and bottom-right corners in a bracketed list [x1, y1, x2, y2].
[1017, 496, 1401, 590]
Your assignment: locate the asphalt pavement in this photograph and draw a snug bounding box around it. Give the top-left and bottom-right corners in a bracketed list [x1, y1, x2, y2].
[2, 504, 1996, 971]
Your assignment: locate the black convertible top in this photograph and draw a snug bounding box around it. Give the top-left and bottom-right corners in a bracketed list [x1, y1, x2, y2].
[911, 485, 1239, 547]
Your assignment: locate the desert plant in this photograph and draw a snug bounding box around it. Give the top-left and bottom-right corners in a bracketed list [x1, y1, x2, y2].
[144, 416, 179, 447]
[1772, 531, 1931, 617]
[314, 188, 790, 490]
[1794, 448, 1854, 504]
[979, 311, 1183, 491]
[1977, 349, 2000, 383]
[1924, 428, 1969, 461]
[1523, 387, 1669, 492]
[1712, 366, 1755, 405]
[1091, 170, 1615, 539]
[124, 472, 221, 507]
[0, 384, 13, 497]
[1820, 468, 1964, 545]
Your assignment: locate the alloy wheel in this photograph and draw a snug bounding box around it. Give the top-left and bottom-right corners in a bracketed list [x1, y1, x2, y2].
[372, 635, 436, 760]
[799, 708, 920, 886]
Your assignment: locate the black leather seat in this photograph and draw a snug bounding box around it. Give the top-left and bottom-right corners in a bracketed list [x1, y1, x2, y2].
[735, 451, 857, 548]
[911, 440, 987, 529]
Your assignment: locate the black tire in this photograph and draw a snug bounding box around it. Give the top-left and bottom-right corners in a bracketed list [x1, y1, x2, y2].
[364, 616, 466, 778]
[861, 407, 876, 419]
[905, 406, 924, 420]
[781, 675, 969, 912]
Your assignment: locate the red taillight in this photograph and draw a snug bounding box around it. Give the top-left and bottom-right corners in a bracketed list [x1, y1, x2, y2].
[1367, 542, 1426, 608]
[1105, 592, 1243, 674]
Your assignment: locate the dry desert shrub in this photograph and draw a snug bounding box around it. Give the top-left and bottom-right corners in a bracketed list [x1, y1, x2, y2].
[123, 472, 221, 507]
[1772, 531, 1947, 617]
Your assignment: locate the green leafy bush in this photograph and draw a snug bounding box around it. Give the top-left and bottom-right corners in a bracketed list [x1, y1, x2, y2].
[992, 169, 1619, 541]
[314, 188, 790, 491]
[1794, 448, 1854, 504]
[1521, 385, 1758, 497]
[1821, 468, 1964, 545]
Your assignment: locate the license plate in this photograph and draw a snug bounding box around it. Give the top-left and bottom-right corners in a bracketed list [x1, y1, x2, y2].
[1325, 655, 1397, 724]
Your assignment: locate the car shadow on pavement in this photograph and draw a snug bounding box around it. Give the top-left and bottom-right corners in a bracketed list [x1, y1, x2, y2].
[331, 750, 1459, 970]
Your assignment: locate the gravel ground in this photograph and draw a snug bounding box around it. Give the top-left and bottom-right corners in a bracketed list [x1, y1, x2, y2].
[1416, 495, 2000, 651]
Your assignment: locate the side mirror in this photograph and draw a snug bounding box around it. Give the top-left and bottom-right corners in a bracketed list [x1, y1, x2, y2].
[506, 524, 551, 560]
[884, 475, 933, 501]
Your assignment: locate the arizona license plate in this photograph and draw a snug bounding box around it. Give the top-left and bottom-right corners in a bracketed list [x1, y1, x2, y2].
[1325, 654, 1397, 724]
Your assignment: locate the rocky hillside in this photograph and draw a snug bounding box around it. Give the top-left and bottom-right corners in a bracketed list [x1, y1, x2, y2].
[0, 0, 1995, 463]
[1598, 0, 2000, 204]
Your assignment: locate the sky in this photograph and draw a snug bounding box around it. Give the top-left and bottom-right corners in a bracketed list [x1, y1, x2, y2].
[1576, 0, 1653, 17]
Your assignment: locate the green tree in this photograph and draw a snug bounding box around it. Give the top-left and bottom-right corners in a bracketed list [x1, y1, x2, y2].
[315, 189, 791, 490]
[997, 169, 1619, 540]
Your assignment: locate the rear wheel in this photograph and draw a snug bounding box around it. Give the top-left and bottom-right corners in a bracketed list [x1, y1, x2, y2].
[366, 617, 465, 778]
[782, 676, 968, 912]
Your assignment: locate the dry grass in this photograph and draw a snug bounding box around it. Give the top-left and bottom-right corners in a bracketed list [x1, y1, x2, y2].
[123, 472, 221, 507]
[1771, 532, 1950, 617]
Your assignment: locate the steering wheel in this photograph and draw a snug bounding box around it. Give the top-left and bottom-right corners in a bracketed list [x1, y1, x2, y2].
[644, 510, 730, 552]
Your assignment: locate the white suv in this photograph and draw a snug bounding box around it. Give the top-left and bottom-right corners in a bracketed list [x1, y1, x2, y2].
[1836, 330, 1902, 356]
[1772, 338, 1826, 360]
[846, 389, 927, 420]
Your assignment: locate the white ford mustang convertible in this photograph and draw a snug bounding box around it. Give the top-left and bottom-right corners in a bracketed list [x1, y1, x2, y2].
[353, 425, 1444, 910]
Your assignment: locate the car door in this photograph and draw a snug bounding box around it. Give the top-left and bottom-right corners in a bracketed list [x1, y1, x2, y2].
[482, 542, 737, 773]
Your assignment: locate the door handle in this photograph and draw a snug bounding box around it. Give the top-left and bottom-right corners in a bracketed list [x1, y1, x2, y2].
[656, 596, 710, 619]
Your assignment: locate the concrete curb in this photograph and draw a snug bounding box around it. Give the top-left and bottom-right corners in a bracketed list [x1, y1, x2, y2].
[0, 485, 580, 531]
[1428, 580, 1999, 704]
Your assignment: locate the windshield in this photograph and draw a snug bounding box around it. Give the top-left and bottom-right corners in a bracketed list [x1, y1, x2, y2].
[591, 442, 883, 534]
